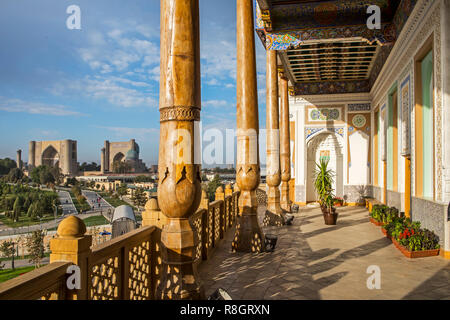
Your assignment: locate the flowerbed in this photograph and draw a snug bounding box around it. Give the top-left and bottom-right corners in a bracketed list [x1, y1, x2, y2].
[369, 217, 385, 227]
[369, 204, 440, 258]
[382, 215, 440, 258]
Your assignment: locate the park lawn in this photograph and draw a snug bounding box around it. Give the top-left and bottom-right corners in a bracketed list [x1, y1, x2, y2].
[0, 214, 55, 228]
[102, 196, 136, 209]
[0, 252, 50, 262]
[0, 265, 41, 283]
[82, 215, 110, 227]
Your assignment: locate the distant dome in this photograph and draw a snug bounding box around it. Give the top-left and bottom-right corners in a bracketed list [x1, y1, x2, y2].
[125, 149, 138, 160]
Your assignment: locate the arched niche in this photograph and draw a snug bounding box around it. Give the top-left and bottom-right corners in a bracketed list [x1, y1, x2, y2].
[348, 130, 370, 185]
[112, 152, 125, 163]
[41, 145, 60, 168]
[306, 131, 344, 202]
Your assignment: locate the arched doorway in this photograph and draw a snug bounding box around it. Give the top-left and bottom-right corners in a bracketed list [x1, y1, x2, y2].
[306, 132, 344, 202]
[41, 145, 59, 168]
[113, 152, 125, 163]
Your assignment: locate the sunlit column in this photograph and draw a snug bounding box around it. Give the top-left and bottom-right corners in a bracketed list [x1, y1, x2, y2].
[232, 0, 264, 253]
[157, 0, 204, 300]
[264, 50, 285, 226]
[279, 68, 292, 212]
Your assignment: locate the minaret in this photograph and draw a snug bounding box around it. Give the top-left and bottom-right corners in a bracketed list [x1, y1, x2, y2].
[16, 150, 22, 170]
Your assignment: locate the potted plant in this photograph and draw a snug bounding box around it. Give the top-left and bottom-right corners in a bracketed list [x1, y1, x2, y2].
[333, 197, 344, 207]
[313, 159, 338, 225]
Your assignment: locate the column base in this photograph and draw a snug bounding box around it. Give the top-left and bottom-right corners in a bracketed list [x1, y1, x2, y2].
[263, 210, 286, 226]
[156, 244, 205, 300]
[231, 214, 264, 253]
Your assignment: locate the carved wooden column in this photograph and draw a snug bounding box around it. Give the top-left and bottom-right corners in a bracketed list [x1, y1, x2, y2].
[232, 0, 264, 253]
[264, 50, 285, 226]
[157, 0, 204, 300]
[279, 69, 292, 212]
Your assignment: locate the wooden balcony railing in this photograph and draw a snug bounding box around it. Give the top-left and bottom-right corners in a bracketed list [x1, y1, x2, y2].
[0, 188, 240, 300]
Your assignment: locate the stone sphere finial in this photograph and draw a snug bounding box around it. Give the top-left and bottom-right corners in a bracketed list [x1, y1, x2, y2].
[57, 216, 86, 238]
[216, 186, 224, 193]
[145, 198, 159, 211]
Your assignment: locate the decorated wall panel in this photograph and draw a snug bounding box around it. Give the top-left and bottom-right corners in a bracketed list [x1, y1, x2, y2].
[305, 105, 344, 125]
[400, 74, 411, 156]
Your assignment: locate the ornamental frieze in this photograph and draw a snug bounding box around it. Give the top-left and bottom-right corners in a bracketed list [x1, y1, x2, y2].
[160, 106, 201, 122]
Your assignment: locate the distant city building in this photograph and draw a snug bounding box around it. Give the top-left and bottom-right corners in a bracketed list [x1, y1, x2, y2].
[28, 140, 78, 176]
[101, 139, 146, 174]
[111, 205, 137, 238]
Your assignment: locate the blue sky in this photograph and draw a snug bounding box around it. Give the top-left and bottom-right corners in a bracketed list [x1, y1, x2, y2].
[0, 0, 267, 167]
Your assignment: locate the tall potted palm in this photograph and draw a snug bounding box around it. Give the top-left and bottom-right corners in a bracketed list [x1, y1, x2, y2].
[313, 158, 338, 225]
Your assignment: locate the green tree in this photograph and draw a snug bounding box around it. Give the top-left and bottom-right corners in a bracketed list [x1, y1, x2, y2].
[0, 241, 16, 270]
[27, 202, 34, 217]
[113, 161, 132, 173]
[40, 169, 55, 185]
[6, 168, 24, 183]
[26, 230, 46, 268]
[116, 183, 128, 199]
[12, 196, 23, 222]
[71, 185, 82, 197]
[205, 174, 222, 201]
[131, 187, 148, 208]
[0, 158, 17, 175]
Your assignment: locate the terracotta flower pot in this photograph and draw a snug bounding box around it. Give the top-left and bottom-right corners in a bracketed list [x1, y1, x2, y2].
[323, 212, 338, 225]
[391, 238, 440, 258]
[369, 217, 385, 227]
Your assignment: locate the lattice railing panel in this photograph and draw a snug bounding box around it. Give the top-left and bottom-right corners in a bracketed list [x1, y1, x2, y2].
[214, 206, 220, 244]
[90, 256, 120, 300]
[128, 240, 151, 300]
[208, 207, 214, 248]
[192, 213, 203, 261]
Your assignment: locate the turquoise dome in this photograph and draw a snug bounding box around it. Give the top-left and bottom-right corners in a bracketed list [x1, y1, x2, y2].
[125, 149, 138, 160]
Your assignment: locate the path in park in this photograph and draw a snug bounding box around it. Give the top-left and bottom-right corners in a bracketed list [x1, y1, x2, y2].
[2, 257, 50, 269]
[0, 211, 107, 237]
[57, 190, 78, 215]
[0, 186, 113, 237]
[82, 190, 114, 212]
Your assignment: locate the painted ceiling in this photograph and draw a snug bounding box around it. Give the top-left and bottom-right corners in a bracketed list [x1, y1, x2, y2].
[256, 0, 417, 95]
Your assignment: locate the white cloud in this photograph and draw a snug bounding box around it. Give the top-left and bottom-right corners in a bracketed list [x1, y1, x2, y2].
[51, 75, 157, 108]
[78, 24, 160, 76]
[202, 100, 230, 108]
[0, 98, 84, 116]
[96, 125, 159, 138]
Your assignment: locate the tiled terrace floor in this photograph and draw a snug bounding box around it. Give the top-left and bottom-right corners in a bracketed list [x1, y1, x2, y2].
[198, 205, 450, 300]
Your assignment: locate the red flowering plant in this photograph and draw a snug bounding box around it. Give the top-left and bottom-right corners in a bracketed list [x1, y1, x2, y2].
[391, 218, 420, 246]
[333, 197, 344, 206]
